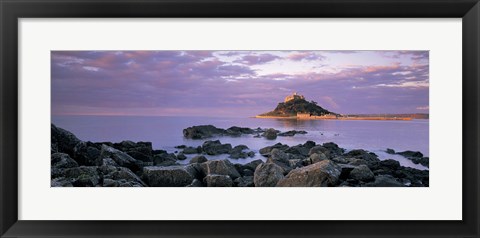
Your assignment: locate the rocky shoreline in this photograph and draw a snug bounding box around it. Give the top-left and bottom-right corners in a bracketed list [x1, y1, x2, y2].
[51, 124, 429, 187]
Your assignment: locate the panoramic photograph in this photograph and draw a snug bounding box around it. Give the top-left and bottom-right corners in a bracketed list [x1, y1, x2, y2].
[51, 50, 429, 187]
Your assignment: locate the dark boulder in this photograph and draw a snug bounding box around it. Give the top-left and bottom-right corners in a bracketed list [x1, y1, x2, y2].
[229, 145, 251, 159]
[199, 160, 241, 179]
[364, 175, 404, 187]
[234, 176, 254, 187]
[349, 165, 375, 182]
[278, 130, 307, 137]
[100, 144, 142, 172]
[51, 177, 74, 187]
[397, 150, 423, 158]
[64, 166, 101, 187]
[303, 141, 316, 149]
[386, 148, 396, 154]
[379, 159, 401, 170]
[242, 159, 263, 171]
[183, 125, 226, 139]
[153, 153, 177, 166]
[51, 153, 79, 168]
[410, 157, 429, 167]
[225, 126, 254, 136]
[189, 155, 208, 164]
[322, 142, 345, 156]
[277, 160, 341, 187]
[345, 149, 380, 163]
[262, 128, 278, 140]
[102, 167, 147, 187]
[303, 152, 327, 165]
[284, 145, 309, 157]
[203, 174, 233, 187]
[202, 140, 232, 155]
[177, 153, 187, 160]
[73, 141, 102, 166]
[142, 165, 197, 187]
[253, 162, 285, 187]
[51, 124, 81, 156]
[259, 143, 289, 156]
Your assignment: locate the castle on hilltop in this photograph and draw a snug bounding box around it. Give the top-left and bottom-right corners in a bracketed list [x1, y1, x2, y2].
[284, 92, 305, 103]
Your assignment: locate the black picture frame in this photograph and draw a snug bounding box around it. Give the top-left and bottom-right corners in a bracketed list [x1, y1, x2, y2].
[1, 0, 479, 237]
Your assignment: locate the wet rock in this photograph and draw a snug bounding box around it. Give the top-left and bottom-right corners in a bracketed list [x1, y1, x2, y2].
[153, 153, 177, 166]
[177, 153, 187, 160]
[51, 153, 79, 168]
[100, 144, 142, 172]
[229, 145, 251, 159]
[103, 167, 146, 187]
[277, 160, 341, 187]
[262, 128, 278, 140]
[349, 165, 375, 182]
[203, 174, 233, 187]
[259, 143, 289, 156]
[322, 142, 345, 156]
[225, 126, 254, 136]
[190, 155, 208, 164]
[51, 177, 74, 187]
[51, 124, 81, 156]
[73, 141, 102, 166]
[285, 145, 309, 157]
[175, 145, 187, 149]
[278, 130, 307, 137]
[386, 148, 396, 154]
[303, 141, 316, 149]
[364, 175, 404, 187]
[183, 125, 226, 139]
[303, 152, 327, 165]
[202, 140, 232, 155]
[199, 160, 241, 179]
[253, 163, 285, 187]
[397, 150, 423, 158]
[345, 149, 380, 163]
[410, 157, 429, 167]
[143, 165, 197, 187]
[242, 159, 263, 171]
[234, 176, 254, 187]
[64, 166, 101, 187]
[183, 146, 200, 154]
[379, 159, 401, 170]
[267, 149, 293, 173]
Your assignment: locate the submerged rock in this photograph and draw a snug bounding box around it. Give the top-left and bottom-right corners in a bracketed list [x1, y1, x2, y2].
[262, 128, 278, 140]
[278, 130, 307, 137]
[183, 125, 226, 139]
[202, 140, 232, 155]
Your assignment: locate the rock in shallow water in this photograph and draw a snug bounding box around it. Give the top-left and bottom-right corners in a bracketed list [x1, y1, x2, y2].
[262, 128, 278, 140]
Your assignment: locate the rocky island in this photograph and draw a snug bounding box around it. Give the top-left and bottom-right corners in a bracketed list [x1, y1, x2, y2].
[51, 124, 428, 187]
[256, 92, 413, 121]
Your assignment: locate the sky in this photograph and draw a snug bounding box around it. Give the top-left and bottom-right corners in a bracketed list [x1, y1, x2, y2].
[51, 50, 429, 117]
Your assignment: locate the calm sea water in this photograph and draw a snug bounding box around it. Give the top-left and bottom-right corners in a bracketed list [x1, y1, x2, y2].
[52, 115, 429, 170]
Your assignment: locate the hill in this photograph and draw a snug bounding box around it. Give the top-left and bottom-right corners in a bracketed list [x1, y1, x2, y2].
[258, 94, 335, 117]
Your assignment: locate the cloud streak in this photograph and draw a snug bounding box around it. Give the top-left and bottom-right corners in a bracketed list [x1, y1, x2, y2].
[51, 50, 429, 116]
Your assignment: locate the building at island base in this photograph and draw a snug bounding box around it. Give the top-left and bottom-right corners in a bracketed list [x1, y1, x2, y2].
[296, 113, 338, 119]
